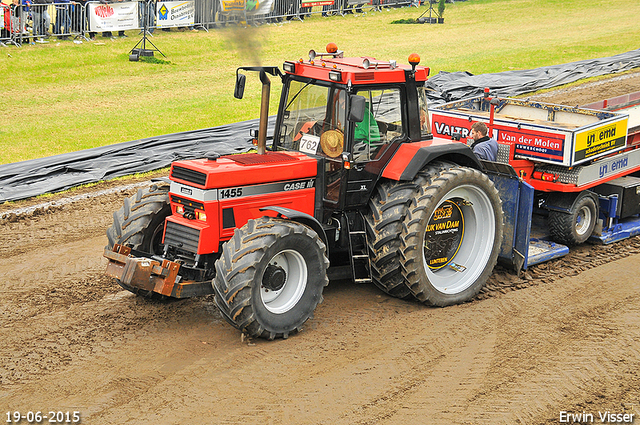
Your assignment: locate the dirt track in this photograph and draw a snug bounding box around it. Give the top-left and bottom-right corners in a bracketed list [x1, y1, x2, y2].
[2, 72, 640, 424]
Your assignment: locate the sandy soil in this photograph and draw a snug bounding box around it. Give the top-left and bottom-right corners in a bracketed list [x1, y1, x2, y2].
[1, 72, 640, 425]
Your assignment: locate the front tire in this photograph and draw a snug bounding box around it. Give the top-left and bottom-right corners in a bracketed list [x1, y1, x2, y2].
[213, 217, 329, 340]
[106, 183, 171, 297]
[400, 165, 504, 306]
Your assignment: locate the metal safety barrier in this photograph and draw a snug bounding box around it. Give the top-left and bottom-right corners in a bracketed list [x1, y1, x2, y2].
[1, 0, 415, 47]
[4, 1, 86, 46]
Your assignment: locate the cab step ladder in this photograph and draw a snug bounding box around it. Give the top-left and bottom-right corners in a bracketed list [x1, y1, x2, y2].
[347, 212, 372, 284]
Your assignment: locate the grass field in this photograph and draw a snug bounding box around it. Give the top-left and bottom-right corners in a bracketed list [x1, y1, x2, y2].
[1, 0, 639, 165]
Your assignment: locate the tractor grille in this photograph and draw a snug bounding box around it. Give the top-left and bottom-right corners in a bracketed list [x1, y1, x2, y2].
[170, 195, 204, 212]
[171, 166, 207, 186]
[354, 72, 375, 81]
[164, 221, 201, 253]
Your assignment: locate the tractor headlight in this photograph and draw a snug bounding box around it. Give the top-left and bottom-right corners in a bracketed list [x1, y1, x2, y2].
[329, 70, 342, 82]
[283, 61, 296, 73]
[196, 210, 207, 222]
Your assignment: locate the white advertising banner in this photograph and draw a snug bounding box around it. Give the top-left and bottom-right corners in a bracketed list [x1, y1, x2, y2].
[156, 1, 195, 28]
[88, 1, 139, 32]
[218, 0, 274, 16]
[246, 0, 274, 16]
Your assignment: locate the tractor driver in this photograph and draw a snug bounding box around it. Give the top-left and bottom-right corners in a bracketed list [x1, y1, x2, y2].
[469, 122, 498, 162]
[354, 100, 381, 145]
[335, 93, 381, 145]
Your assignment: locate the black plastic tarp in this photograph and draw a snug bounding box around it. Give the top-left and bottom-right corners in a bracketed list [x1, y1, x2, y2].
[0, 117, 274, 204]
[2, 49, 640, 204]
[425, 48, 640, 104]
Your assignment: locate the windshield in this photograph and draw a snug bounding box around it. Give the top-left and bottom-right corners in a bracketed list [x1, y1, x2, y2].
[278, 80, 347, 158]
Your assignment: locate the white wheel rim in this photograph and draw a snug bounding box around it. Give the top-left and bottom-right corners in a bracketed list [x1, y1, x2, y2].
[575, 205, 592, 236]
[422, 184, 496, 295]
[260, 249, 308, 314]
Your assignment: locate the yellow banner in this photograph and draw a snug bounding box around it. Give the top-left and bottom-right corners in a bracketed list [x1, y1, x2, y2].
[220, 0, 245, 12]
[574, 118, 628, 162]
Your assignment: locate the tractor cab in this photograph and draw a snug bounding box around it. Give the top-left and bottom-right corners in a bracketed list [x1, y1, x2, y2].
[236, 44, 434, 213]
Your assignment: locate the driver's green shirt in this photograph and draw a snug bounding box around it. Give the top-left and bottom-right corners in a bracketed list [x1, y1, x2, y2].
[354, 107, 380, 144]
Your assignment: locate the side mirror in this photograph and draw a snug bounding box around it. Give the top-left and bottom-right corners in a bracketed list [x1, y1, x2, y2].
[349, 95, 366, 123]
[234, 73, 246, 99]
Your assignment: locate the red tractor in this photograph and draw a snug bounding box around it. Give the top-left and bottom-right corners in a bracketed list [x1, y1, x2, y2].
[104, 44, 504, 339]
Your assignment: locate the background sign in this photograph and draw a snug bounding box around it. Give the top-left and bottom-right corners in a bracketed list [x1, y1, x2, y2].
[347, 0, 371, 6]
[574, 118, 628, 162]
[157, 0, 195, 28]
[88, 1, 139, 32]
[301, 0, 334, 7]
[219, 0, 274, 15]
[431, 113, 567, 165]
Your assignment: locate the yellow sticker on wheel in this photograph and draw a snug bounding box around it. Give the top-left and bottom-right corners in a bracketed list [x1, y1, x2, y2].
[424, 199, 465, 270]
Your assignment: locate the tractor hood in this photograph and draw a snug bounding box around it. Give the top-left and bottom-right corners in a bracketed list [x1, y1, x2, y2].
[169, 151, 318, 189]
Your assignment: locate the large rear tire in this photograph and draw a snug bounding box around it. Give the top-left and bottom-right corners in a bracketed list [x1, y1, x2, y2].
[365, 180, 415, 299]
[106, 183, 172, 298]
[213, 217, 329, 340]
[363, 165, 446, 299]
[400, 165, 503, 306]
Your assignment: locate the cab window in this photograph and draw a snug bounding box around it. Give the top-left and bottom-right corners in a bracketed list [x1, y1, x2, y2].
[352, 88, 404, 162]
[279, 80, 346, 158]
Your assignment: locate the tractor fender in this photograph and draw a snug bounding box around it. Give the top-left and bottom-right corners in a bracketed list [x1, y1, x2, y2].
[382, 140, 481, 182]
[259, 206, 330, 254]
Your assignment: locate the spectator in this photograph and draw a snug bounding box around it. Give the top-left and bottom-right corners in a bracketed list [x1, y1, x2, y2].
[1, 0, 10, 39]
[321, 2, 332, 17]
[75, 0, 97, 39]
[101, 0, 126, 37]
[70, 0, 83, 34]
[469, 121, 498, 161]
[9, 0, 26, 35]
[54, 0, 71, 39]
[341, 0, 355, 14]
[139, 0, 155, 34]
[31, 0, 49, 39]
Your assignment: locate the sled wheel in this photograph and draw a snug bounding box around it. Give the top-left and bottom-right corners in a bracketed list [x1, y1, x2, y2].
[548, 192, 597, 246]
[401, 165, 504, 306]
[106, 183, 172, 298]
[213, 217, 329, 340]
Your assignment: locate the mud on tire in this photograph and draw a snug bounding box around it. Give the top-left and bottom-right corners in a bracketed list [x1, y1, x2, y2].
[213, 217, 330, 340]
[106, 183, 171, 298]
[400, 164, 504, 306]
